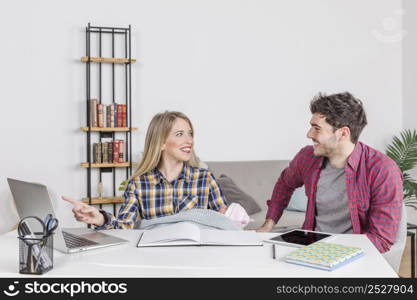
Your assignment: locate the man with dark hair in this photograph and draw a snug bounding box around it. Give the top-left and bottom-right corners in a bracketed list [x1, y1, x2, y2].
[257, 92, 403, 253]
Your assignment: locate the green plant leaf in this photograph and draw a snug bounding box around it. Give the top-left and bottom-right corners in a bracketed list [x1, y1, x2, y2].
[118, 180, 128, 191]
[386, 129, 417, 172]
[386, 129, 417, 210]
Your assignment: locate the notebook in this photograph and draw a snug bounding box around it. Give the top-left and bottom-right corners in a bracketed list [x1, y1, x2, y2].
[284, 242, 364, 271]
[136, 222, 262, 247]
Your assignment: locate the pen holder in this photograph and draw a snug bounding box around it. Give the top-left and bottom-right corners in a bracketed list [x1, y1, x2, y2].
[18, 232, 54, 275]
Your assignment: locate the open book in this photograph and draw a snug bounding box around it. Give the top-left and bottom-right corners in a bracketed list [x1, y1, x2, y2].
[136, 222, 262, 247]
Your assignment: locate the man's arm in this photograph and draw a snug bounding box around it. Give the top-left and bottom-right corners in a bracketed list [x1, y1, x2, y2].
[256, 149, 306, 232]
[365, 162, 403, 253]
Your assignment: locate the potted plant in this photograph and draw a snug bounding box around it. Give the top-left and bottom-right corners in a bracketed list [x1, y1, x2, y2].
[386, 129, 417, 209]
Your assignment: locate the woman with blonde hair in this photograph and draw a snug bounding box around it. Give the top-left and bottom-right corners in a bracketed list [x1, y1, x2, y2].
[63, 111, 228, 228]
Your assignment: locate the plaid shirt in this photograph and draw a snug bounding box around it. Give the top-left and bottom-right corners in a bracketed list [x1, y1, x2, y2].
[266, 142, 403, 253]
[99, 164, 227, 229]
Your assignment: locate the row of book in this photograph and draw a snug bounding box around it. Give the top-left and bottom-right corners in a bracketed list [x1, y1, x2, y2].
[93, 140, 125, 164]
[89, 99, 127, 128]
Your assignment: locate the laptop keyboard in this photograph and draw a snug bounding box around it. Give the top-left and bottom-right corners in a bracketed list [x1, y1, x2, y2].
[62, 231, 99, 248]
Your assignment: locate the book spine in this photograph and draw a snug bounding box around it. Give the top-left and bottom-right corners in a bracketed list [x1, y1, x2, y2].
[104, 105, 107, 128]
[122, 104, 127, 127]
[117, 104, 123, 127]
[102, 142, 108, 163]
[113, 140, 120, 163]
[97, 104, 103, 128]
[93, 143, 97, 163]
[118, 140, 124, 163]
[108, 141, 113, 163]
[97, 143, 102, 163]
[110, 104, 115, 128]
[107, 105, 111, 128]
[90, 99, 98, 127]
[114, 103, 118, 128]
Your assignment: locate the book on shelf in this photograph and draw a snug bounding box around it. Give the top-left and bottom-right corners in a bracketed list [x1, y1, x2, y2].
[105, 105, 110, 128]
[93, 143, 97, 163]
[98, 143, 102, 163]
[92, 140, 126, 164]
[137, 222, 262, 247]
[87, 101, 129, 129]
[122, 104, 127, 127]
[284, 242, 364, 271]
[108, 141, 113, 163]
[118, 140, 124, 162]
[102, 105, 106, 128]
[102, 142, 108, 163]
[113, 103, 118, 128]
[97, 104, 104, 128]
[117, 104, 123, 127]
[113, 140, 120, 163]
[110, 104, 115, 128]
[90, 99, 98, 127]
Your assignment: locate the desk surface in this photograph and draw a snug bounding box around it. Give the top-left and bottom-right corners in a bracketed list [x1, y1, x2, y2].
[0, 229, 397, 277]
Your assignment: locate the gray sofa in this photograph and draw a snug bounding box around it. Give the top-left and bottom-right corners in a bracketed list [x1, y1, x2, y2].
[207, 160, 305, 230]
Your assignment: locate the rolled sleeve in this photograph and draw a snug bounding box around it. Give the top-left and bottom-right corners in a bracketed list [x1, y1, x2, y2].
[95, 179, 141, 230]
[207, 172, 228, 211]
[266, 149, 305, 223]
[366, 163, 403, 253]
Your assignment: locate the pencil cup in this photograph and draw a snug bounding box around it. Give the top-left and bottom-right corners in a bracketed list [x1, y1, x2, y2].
[18, 233, 54, 275]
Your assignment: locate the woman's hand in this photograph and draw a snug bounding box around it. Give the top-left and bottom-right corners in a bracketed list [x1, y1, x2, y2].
[62, 196, 105, 227]
[218, 205, 228, 214]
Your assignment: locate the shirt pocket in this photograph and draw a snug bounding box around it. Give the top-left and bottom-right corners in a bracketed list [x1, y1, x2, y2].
[178, 194, 199, 211]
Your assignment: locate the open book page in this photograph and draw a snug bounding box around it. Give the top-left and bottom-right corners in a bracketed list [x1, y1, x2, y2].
[139, 222, 201, 246]
[200, 229, 262, 246]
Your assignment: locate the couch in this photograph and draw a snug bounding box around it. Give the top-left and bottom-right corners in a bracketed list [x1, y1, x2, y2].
[207, 160, 407, 273]
[207, 160, 305, 231]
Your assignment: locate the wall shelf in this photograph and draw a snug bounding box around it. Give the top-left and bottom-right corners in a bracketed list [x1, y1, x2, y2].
[81, 23, 136, 219]
[80, 127, 138, 132]
[80, 162, 133, 168]
[81, 196, 124, 205]
[81, 56, 137, 64]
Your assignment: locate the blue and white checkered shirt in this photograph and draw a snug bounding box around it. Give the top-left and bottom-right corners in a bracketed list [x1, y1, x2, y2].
[98, 163, 227, 229]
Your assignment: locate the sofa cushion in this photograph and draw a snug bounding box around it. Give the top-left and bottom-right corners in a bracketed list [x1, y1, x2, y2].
[207, 160, 305, 230]
[286, 187, 308, 212]
[216, 174, 262, 215]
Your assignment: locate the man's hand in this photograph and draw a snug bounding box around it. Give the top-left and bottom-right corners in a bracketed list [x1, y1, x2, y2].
[256, 219, 276, 232]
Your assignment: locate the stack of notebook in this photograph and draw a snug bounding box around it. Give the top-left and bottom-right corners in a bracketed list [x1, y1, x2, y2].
[285, 242, 364, 271]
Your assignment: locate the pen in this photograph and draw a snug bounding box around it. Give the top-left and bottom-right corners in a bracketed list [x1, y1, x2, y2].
[272, 244, 276, 260]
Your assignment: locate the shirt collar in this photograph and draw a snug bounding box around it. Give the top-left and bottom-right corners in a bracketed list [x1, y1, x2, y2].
[314, 142, 362, 171]
[152, 163, 191, 184]
[346, 142, 362, 171]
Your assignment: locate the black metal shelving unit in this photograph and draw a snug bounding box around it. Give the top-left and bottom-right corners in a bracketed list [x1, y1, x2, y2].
[82, 23, 135, 225]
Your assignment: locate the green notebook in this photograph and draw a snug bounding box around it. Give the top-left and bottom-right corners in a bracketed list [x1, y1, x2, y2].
[285, 242, 364, 271]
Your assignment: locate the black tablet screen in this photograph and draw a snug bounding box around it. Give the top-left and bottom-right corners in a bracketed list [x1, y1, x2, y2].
[270, 230, 331, 246]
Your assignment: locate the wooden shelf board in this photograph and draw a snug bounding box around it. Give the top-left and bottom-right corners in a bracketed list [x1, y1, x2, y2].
[81, 56, 137, 64]
[80, 127, 138, 132]
[82, 197, 124, 205]
[80, 162, 132, 168]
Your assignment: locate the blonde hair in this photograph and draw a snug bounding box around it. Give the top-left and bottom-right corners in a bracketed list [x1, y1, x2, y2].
[130, 111, 199, 179]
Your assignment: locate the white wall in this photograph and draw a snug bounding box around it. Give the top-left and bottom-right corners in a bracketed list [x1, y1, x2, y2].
[403, 0, 417, 130]
[0, 0, 403, 233]
[402, 0, 417, 224]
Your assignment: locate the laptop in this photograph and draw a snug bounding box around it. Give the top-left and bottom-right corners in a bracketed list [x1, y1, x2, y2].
[7, 178, 129, 253]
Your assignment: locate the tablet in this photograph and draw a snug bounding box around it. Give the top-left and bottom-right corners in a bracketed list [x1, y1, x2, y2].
[267, 230, 332, 247]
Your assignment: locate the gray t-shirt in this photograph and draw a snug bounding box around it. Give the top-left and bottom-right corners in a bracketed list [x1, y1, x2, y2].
[315, 160, 352, 234]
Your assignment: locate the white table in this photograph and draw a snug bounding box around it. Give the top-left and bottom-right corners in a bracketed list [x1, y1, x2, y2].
[0, 229, 397, 277]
